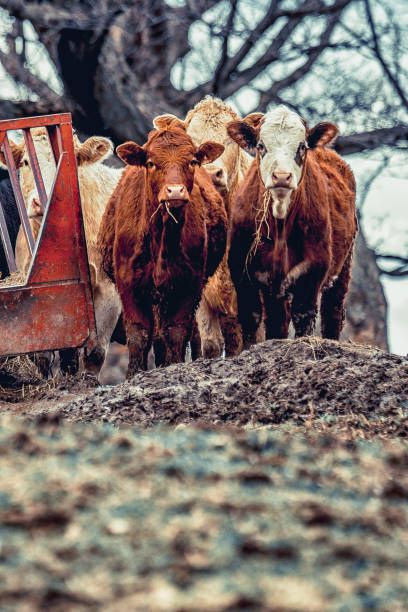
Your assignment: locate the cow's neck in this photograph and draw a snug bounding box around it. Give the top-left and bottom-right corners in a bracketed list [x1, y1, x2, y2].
[149, 202, 186, 259]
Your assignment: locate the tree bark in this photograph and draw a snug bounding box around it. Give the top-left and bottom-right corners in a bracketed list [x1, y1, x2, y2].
[342, 230, 389, 351]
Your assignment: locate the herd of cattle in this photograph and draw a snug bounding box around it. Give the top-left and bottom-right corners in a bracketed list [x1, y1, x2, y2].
[0, 97, 357, 379]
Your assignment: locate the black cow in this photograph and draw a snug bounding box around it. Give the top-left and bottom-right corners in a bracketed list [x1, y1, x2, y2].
[0, 178, 20, 280]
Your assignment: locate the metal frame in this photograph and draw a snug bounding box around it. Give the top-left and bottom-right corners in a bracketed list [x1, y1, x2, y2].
[0, 113, 97, 357]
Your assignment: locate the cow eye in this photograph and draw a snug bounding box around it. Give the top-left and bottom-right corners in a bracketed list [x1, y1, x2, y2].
[146, 160, 155, 169]
[257, 141, 266, 156]
[23, 159, 29, 167]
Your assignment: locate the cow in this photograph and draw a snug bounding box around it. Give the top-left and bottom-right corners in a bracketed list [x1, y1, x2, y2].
[226, 105, 357, 349]
[154, 96, 252, 359]
[98, 125, 227, 377]
[0, 178, 20, 280]
[0, 128, 123, 376]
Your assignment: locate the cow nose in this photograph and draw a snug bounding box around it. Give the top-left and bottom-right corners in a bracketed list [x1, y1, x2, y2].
[271, 171, 292, 188]
[28, 196, 44, 218]
[165, 184, 186, 200]
[206, 165, 227, 184]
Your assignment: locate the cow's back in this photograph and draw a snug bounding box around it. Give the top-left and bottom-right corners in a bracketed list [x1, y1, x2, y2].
[312, 148, 357, 276]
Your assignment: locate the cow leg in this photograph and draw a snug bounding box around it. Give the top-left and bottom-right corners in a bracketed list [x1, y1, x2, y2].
[84, 281, 122, 376]
[321, 250, 353, 340]
[59, 348, 80, 375]
[32, 352, 54, 378]
[195, 297, 223, 359]
[236, 282, 263, 350]
[263, 294, 290, 339]
[220, 314, 242, 357]
[159, 324, 190, 366]
[126, 321, 151, 377]
[290, 271, 323, 337]
[153, 337, 166, 367]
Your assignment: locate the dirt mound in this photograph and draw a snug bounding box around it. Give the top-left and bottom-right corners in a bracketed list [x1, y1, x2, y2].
[0, 418, 407, 611]
[5, 338, 408, 438]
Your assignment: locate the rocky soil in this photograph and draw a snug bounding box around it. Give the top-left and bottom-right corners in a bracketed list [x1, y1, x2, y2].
[0, 338, 407, 611]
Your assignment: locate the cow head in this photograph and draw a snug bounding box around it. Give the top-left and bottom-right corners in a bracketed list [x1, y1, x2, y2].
[0, 128, 113, 218]
[227, 106, 338, 219]
[154, 98, 248, 201]
[116, 128, 224, 212]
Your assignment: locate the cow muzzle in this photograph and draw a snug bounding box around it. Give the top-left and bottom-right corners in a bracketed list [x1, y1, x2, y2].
[159, 184, 189, 207]
[205, 164, 227, 191]
[27, 192, 45, 218]
[270, 171, 293, 190]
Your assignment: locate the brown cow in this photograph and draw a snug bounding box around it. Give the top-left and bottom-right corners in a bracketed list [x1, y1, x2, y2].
[227, 105, 357, 348]
[154, 96, 252, 359]
[98, 126, 227, 376]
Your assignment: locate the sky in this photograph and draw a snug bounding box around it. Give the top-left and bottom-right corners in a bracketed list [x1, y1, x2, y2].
[348, 160, 408, 356]
[0, 5, 406, 356]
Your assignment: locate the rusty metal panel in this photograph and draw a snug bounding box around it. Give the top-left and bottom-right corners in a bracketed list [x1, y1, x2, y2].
[0, 284, 91, 354]
[0, 113, 97, 358]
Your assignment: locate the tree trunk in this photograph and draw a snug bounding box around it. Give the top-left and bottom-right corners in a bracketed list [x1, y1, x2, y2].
[342, 229, 389, 350]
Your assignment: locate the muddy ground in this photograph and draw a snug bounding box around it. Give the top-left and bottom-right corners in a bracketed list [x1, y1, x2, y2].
[0, 338, 407, 611]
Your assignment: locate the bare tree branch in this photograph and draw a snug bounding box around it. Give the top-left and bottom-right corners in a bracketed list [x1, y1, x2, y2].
[335, 125, 408, 155]
[0, 28, 63, 107]
[364, 0, 408, 112]
[256, 9, 342, 110]
[212, 0, 238, 95]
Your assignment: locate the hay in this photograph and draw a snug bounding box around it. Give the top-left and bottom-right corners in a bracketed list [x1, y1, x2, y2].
[246, 190, 273, 267]
[1, 355, 40, 380]
[0, 271, 27, 287]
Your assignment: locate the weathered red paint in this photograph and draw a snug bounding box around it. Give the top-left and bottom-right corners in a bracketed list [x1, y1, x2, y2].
[0, 113, 97, 357]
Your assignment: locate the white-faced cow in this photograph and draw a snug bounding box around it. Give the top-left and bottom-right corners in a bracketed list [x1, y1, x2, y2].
[227, 105, 357, 348]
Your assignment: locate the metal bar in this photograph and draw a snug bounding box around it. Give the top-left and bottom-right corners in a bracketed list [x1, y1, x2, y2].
[1, 134, 35, 255]
[47, 124, 63, 165]
[23, 128, 48, 212]
[0, 199, 17, 273]
[0, 112, 97, 357]
[0, 113, 72, 132]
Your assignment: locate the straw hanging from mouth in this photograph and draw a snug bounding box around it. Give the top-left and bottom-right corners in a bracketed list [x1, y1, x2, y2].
[150, 201, 179, 224]
[245, 189, 272, 269]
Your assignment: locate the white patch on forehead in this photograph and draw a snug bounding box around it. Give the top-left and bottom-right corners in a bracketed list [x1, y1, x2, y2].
[257, 106, 306, 219]
[260, 106, 306, 149]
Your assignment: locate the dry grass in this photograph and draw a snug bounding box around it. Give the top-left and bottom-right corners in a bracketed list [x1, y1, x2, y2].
[0, 271, 27, 287]
[1, 355, 40, 379]
[246, 190, 273, 267]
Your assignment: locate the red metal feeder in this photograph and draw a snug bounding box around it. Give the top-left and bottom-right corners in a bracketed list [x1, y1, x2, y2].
[0, 113, 97, 357]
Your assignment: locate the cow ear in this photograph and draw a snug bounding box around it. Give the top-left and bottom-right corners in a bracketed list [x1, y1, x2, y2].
[76, 136, 114, 166]
[0, 140, 24, 169]
[243, 112, 264, 131]
[153, 114, 186, 132]
[196, 141, 224, 164]
[116, 142, 147, 166]
[307, 122, 339, 149]
[227, 120, 259, 156]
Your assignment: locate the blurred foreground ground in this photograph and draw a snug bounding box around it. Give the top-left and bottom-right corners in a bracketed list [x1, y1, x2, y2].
[0, 338, 407, 611]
